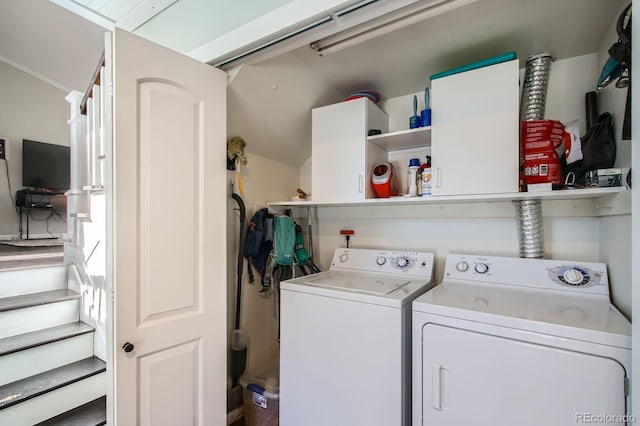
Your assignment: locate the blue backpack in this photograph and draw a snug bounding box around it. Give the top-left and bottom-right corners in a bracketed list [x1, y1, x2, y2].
[244, 208, 273, 284]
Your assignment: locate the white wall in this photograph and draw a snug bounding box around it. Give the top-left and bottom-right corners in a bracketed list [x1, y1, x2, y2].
[307, 207, 600, 283]
[0, 60, 69, 238]
[227, 151, 299, 384]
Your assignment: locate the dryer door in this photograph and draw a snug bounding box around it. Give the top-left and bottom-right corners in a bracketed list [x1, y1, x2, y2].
[419, 324, 627, 426]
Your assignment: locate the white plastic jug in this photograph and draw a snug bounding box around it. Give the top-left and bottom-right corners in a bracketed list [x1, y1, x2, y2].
[408, 158, 420, 196]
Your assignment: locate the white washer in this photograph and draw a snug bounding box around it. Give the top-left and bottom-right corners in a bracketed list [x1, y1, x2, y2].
[280, 248, 435, 426]
[412, 254, 631, 426]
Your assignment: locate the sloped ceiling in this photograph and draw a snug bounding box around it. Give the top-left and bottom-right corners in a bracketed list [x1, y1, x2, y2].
[227, 54, 344, 166]
[295, 0, 626, 99]
[0, 1, 105, 92]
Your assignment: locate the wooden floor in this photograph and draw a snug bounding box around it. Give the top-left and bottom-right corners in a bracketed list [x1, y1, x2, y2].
[0, 245, 64, 270]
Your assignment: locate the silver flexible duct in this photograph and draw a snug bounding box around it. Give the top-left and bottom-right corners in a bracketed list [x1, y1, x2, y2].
[515, 199, 545, 258]
[520, 53, 553, 121]
[517, 53, 552, 258]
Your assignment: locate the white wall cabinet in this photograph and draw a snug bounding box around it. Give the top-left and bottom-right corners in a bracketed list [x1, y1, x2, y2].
[313, 59, 520, 202]
[429, 59, 520, 196]
[311, 97, 388, 202]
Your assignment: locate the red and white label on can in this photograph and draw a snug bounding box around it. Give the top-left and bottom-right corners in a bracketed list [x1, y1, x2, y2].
[522, 120, 566, 186]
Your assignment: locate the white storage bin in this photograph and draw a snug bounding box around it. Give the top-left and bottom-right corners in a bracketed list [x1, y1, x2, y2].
[239, 361, 280, 426]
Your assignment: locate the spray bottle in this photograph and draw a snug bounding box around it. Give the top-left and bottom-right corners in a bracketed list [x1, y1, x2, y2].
[421, 156, 432, 197]
[417, 164, 423, 196]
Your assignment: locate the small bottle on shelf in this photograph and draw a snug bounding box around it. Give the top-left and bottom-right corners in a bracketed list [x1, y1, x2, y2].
[408, 158, 420, 196]
[421, 156, 432, 197]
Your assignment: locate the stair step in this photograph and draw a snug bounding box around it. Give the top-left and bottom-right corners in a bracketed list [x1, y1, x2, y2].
[0, 323, 95, 386]
[0, 371, 105, 425]
[0, 289, 79, 312]
[0, 322, 94, 356]
[35, 396, 106, 426]
[0, 357, 106, 410]
[0, 299, 80, 340]
[0, 264, 68, 298]
[0, 257, 64, 274]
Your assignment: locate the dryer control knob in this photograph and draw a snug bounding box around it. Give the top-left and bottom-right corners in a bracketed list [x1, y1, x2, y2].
[563, 268, 585, 285]
[474, 263, 489, 274]
[396, 257, 409, 268]
[339, 253, 349, 263]
[376, 256, 387, 266]
[456, 261, 469, 272]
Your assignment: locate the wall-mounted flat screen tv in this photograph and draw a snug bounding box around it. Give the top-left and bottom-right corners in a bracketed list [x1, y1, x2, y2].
[22, 139, 70, 191]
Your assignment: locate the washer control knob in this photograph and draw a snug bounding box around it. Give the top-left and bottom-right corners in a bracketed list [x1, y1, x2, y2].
[456, 261, 469, 272]
[396, 257, 409, 268]
[563, 268, 585, 285]
[474, 263, 489, 274]
[339, 253, 349, 263]
[376, 256, 387, 266]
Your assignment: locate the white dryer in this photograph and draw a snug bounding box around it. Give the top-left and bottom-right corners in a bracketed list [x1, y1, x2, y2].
[412, 253, 631, 426]
[280, 248, 435, 426]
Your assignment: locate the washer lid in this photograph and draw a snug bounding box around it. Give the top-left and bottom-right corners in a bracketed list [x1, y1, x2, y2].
[281, 270, 433, 308]
[413, 282, 631, 348]
[306, 271, 410, 295]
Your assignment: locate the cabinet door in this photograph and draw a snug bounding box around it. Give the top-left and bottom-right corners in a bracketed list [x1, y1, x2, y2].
[312, 98, 387, 202]
[418, 324, 627, 426]
[431, 59, 519, 196]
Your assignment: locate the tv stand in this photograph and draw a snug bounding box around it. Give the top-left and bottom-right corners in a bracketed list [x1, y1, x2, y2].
[15, 189, 66, 240]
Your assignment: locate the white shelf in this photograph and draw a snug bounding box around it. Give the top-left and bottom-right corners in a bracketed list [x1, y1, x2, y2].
[367, 127, 431, 150]
[268, 186, 627, 208]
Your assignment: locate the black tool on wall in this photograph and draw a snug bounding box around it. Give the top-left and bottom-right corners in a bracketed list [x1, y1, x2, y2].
[230, 192, 248, 387]
[598, 3, 632, 140]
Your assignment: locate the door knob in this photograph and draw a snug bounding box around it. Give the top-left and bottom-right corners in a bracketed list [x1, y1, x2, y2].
[122, 342, 135, 353]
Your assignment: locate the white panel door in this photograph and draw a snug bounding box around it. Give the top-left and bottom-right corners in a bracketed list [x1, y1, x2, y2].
[109, 28, 227, 426]
[418, 324, 627, 426]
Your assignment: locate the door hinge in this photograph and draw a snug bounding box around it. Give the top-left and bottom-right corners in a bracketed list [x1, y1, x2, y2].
[624, 377, 629, 396]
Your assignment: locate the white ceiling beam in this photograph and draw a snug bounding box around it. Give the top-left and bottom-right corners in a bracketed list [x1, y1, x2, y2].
[313, 0, 479, 56]
[115, 0, 179, 31]
[187, 0, 365, 63]
[187, 0, 423, 65]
